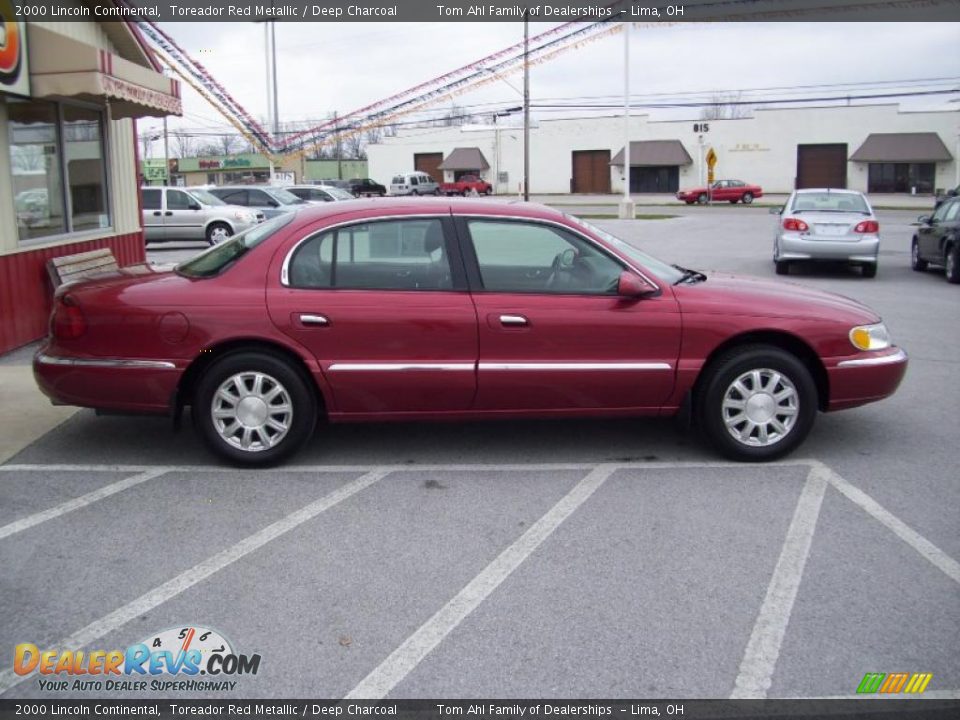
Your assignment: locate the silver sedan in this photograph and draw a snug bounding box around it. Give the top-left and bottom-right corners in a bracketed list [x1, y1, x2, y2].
[772, 189, 880, 278]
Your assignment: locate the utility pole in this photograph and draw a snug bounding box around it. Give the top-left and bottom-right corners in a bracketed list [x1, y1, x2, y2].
[162, 116, 170, 186]
[522, 19, 530, 201]
[618, 22, 635, 219]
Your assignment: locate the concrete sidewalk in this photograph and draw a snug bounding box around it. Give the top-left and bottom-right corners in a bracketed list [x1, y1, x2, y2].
[0, 342, 76, 464]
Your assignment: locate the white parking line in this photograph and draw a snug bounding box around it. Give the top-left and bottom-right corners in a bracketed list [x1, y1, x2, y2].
[0, 468, 391, 697]
[730, 463, 829, 700]
[344, 464, 618, 700]
[816, 461, 960, 585]
[0, 469, 168, 541]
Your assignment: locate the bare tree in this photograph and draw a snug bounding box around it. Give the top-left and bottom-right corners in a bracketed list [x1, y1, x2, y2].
[171, 131, 197, 158]
[216, 133, 241, 156]
[343, 133, 365, 160]
[700, 92, 751, 120]
[10, 145, 45, 172]
[365, 125, 383, 146]
[139, 131, 158, 159]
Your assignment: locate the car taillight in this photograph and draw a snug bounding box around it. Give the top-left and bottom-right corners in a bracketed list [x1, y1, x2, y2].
[854, 220, 879, 233]
[51, 294, 86, 340]
[782, 218, 809, 232]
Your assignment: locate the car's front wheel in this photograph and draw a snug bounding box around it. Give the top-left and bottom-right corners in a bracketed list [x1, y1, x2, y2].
[697, 193, 708, 205]
[193, 352, 317, 466]
[911, 238, 928, 271]
[697, 345, 817, 461]
[946, 244, 960, 284]
[206, 222, 232, 246]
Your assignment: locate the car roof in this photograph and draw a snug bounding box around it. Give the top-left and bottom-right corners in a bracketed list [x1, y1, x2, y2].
[794, 188, 864, 195]
[281, 197, 565, 229]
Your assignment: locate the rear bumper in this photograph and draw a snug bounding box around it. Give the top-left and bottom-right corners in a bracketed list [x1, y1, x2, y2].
[825, 347, 908, 411]
[33, 350, 181, 414]
[778, 233, 879, 263]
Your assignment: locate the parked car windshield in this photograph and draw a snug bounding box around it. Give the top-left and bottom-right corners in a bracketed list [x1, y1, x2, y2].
[790, 192, 870, 214]
[564, 214, 684, 285]
[187, 188, 226, 206]
[175, 213, 295, 278]
[325, 187, 356, 200]
[267, 188, 307, 205]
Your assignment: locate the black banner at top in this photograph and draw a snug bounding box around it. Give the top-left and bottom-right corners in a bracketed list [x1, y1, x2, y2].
[8, 0, 960, 23]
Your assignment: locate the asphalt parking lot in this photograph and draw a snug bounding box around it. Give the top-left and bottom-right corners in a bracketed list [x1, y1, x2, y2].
[1, 202, 957, 701]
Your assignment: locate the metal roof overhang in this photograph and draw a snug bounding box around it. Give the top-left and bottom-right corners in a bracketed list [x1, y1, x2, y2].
[610, 140, 693, 167]
[439, 147, 491, 171]
[27, 25, 181, 120]
[850, 133, 952, 163]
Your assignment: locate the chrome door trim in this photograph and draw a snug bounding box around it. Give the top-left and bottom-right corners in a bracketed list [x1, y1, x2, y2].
[836, 349, 907, 368]
[328, 363, 474, 372]
[479, 362, 672, 371]
[36, 353, 177, 370]
[299, 314, 329, 326]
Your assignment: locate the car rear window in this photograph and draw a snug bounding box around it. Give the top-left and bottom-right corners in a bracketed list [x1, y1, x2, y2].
[791, 193, 869, 213]
[175, 213, 295, 279]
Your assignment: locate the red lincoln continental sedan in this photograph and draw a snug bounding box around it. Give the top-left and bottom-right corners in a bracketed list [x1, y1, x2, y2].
[34, 199, 907, 466]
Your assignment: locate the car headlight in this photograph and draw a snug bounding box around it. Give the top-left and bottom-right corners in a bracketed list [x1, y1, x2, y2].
[849, 323, 891, 351]
[234, 211, 255, 222]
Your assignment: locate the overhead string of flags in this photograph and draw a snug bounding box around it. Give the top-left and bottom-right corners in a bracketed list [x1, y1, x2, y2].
[133, 13, 627, 161]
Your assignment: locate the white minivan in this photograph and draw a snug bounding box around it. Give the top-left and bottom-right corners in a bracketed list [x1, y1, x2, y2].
[389, 172, 440, 196]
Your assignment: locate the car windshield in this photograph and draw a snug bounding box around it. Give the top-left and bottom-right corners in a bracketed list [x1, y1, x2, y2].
[187, 188, 225, 206]
[268, 188, 306, 205]
[563, 214, 684, 285]
[325, 187, 355, 200]
[175, 213, 295, 278]
[790, 192, 869, 214]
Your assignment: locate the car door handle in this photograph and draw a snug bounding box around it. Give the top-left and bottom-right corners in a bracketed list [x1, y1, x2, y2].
[164, 211, 173, 216]
[500, 314, 528, 327]
[299, 313, 330, 326]
[152, 211, 161, 216]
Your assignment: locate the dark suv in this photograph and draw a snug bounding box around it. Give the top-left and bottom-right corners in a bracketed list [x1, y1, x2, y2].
[912, 196, 960, 283]
[348, 178, 386, 197]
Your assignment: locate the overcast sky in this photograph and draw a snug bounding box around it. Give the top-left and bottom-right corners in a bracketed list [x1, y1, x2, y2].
[137, 21, 960, 150]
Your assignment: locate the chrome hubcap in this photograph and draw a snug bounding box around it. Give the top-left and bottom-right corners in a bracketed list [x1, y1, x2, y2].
[947, 252, 955, 276]
[210, 227, 230, 243]
[912, 243, 919, 265]
[211, 372, 293, 452]
[722, 368, 799, 447]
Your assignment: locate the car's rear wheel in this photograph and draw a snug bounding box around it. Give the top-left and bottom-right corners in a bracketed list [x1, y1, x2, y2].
[697, 345, 817, 461]
[742, 192, 754, 204]
[411, 189, 419, 196]
[194, 352, 317, 466]
[206, 222, 232, 246]
[861, 263, 877, 279]
[697, 193, 708, 205]
[946, 245, 960, 284]
[911, 238, 928, 271]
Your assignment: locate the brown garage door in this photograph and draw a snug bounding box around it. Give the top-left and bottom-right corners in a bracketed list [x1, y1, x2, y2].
[414, 153, 444, 184]
[796, 144, 848, 189]
[571, 150, 612, 194]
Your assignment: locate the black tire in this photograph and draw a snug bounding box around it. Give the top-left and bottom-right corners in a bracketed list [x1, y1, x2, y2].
[861, 263, 877, 279]
[378, 191, 385, 197]
[484, 187, 492, 196]
[742, 192, 754, 204]
[411, 189, 419, 196]
[697, 345, 817, 462]
[775, 260, 790, 275]
[729, 199, 738, 204]
[193, 351, 317, 466]
[206, 222, 232, 246]
[911, 237, 928, 271]
[946, 244, 960, 284]
[697, 193, 708, 205]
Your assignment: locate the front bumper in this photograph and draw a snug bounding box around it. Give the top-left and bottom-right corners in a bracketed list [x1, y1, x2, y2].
[778, 233, 879, 263]
[825, 347, 908, 411]
[34, 350, 181, 414]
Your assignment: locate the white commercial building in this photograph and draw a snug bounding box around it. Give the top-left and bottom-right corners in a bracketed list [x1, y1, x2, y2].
[368, 104, 959, 197]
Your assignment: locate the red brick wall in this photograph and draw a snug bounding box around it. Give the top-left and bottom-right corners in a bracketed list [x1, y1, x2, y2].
[0, 232, 145, 355]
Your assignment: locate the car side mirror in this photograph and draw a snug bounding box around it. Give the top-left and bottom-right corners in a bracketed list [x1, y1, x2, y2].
[267, 200, 279, 208]
[188, 203, 201, 211]
[617, 271, 658, 298]
[769, 206, 783, 215]
[917, 215, 931, 224]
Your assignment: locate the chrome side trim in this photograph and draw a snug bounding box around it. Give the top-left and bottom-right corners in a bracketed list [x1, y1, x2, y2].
[479, 362, 672, 371]
[328, 363, 474, 372]
[836, 349, 908, 368]
[36, 353, 177, 370]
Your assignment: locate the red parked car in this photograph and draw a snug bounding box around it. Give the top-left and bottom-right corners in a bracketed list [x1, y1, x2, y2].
[677, 179, 763, 205]
[34, 199, 906, 466]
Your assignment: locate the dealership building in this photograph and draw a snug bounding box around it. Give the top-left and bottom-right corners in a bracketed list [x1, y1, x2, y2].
[0, 17, 181, 354]
[367, 104, 959, 197]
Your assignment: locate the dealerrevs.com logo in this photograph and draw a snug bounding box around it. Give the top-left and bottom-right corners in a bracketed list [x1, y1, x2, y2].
[14, 626, 261, 693]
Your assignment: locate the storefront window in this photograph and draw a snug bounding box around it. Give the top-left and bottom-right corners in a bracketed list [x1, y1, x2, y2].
[8, 99, 66, 242]
[7, 98, 110, 245]
[867, 162, 936, 194]
[63, 105, 108, 232]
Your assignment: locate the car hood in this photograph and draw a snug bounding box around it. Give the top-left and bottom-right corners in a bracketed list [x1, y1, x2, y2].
[672, 273, 880, 325]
